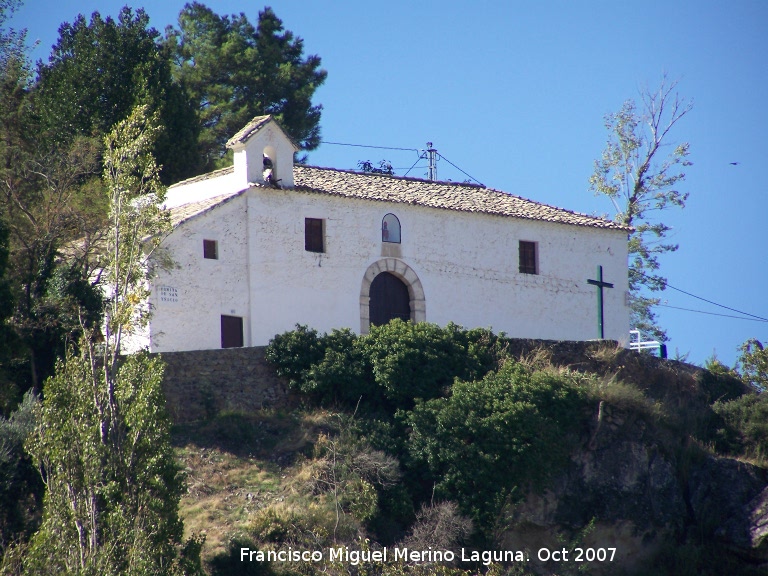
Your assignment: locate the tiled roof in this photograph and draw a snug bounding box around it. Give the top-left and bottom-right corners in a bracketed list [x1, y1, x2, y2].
[167, 164, 629, 232]
[293, 166, 629, 231]
[167, 165, 234, 189]
[169, 191, 243, 227]
[226, 115, 272, 148]
[225, 115, 300, 150]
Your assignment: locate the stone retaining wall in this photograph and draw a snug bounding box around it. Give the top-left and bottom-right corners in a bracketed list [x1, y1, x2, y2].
[159, 339, 720, 425]
[157, 346, 289, 423]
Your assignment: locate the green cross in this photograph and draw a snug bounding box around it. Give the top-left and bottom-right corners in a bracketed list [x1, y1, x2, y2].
[587, 265, 614, 339]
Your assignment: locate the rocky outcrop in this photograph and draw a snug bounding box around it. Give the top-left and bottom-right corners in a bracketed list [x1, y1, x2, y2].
[502, 399, 768, 574]
[688, 456, 768, 559]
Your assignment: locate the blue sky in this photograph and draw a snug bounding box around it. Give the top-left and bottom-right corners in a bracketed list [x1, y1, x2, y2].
[9, 0, 767, 367]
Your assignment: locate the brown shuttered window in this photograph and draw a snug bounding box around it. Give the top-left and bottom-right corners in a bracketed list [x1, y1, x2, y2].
[221, 315, 243, 348]
[519, 241, 537, 274]
[305, 218, 324, 253]
[203, 239, 218, 259]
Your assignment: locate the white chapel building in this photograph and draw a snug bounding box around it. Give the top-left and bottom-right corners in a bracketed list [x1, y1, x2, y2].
[139, 115, 630, 352]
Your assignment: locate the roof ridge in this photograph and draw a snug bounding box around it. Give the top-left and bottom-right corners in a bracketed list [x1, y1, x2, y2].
[168, 165, 234, 189]
[169, 190, 245, 227]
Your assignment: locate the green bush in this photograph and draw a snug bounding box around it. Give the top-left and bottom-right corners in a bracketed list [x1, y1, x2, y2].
[0, 391, 43, 550]
[405, 360, 587, 532]
[712, 392, 768, 461]
[360, 321, 506, 408]
[309, 328, 376, 406]
[266, 322, 509, 411]
[265, 324, 324, 391]
[267, 326, 377, 406]
[208, 537, 273, 576]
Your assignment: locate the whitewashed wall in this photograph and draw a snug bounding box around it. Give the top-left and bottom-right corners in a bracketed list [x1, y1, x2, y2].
[145, 183, 629, 352]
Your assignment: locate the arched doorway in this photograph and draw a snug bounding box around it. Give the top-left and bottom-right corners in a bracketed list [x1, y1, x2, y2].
[369, 272, 410, 326]
[359, 258, 426, 334]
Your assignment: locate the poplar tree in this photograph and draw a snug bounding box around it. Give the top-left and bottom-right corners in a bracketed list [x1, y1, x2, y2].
[589, 76, 692, 342]
[23, 106, 200, 575]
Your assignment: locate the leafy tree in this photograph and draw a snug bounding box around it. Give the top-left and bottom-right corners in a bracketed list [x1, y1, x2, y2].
[589, 76, 693, 342]
[358, 160, 394, 175]
[0, 218, 16, 407]
[22, 106, 199, 575]
[165, 3, 326, 170]
[0, 391, 43, 553]
[34, 7, 199, 184]
[1, 8, 106, 394]
[737, 338, 768, 392]
[1, 134, 104, 393]
[0, 0, 24, 72]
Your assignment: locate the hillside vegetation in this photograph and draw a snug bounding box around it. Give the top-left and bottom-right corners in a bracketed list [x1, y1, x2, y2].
[171, 321, 768, 576]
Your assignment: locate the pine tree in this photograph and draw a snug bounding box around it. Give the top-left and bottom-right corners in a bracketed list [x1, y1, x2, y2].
[165, 3, 326, 170]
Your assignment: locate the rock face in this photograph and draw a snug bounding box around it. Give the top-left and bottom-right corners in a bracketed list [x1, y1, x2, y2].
[502, 399, 768, 574]
[688, 456, 768, 559]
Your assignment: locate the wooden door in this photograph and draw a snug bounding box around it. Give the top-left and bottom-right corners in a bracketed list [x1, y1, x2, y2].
[221, 315, 244, 348]
[369, 272, 410, 326]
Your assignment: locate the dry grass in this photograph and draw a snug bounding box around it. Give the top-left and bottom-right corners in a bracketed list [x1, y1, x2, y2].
[584, 375, 666, 422]
[516, 346, 554, 371]
[587, 340, 626, 364]
[177, 445, 284, 556]
[174, 408, 344, 559]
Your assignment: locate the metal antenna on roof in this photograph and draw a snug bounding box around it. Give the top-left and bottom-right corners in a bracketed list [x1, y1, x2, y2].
[425, 142, 437, 181]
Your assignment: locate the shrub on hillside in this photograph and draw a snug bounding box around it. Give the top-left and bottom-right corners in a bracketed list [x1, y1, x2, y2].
[359, 321, 508, 408]
[307, 329, 375, 406]
[266, 322, 509, 411]
[405, 360, 588, 532]
[712, 393, 768, 461]
[0, 392, 43, 550]
[267, 326, 375, 405]
[360, 321, 468, 406]
[737, 338, 768, 392]
[265, 325, 324, 391]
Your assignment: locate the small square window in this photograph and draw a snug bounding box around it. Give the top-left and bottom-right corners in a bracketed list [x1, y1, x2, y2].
[203, 239, 218, 259]
[305, 218, 324, 253]
[519, 241, 537, 274]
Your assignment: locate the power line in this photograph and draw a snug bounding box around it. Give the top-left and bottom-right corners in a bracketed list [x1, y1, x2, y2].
[321, 140, 484, 185]
[321, 141, 419, 153]
[658, 304, 768, 323]
[634, 270, 768, 322]
[402, 157, 423, 178]
[437, 152, 485, 187]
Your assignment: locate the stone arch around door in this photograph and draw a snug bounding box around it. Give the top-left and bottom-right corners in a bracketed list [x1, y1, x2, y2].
[360, 258, 426, 334]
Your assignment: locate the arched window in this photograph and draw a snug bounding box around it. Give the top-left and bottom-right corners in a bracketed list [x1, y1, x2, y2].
[262, 145, 278, 187]
[382, 213, 401, 243]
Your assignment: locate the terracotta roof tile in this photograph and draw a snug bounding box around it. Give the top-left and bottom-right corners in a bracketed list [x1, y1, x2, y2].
[167, 165, 629, 232]
[169, 191, 243, 227]
[225, 116, 272, 148]
[168, 165, 234, 189]
[293, 165, 629, 231]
